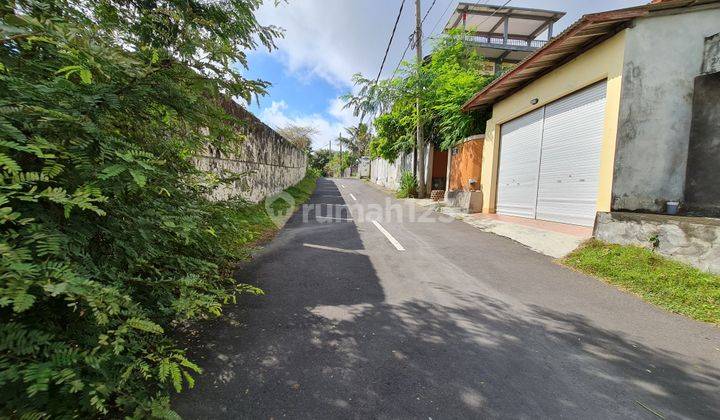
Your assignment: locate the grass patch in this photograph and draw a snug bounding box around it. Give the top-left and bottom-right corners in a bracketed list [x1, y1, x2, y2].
[217, 172, 318, 260]
[563, 239, 720, 324]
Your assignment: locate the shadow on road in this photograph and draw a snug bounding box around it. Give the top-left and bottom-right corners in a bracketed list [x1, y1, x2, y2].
[174, 179, 720, 419]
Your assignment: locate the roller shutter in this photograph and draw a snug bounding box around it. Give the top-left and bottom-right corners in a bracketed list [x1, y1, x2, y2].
[496, 81, 607, 226]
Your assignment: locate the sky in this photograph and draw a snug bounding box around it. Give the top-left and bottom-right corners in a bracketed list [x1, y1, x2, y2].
[242, 0, 647, 151]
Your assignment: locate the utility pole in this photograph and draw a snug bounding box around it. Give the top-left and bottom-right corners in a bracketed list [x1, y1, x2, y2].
[338, 133, 343, 177]
[414, 0, 426, 198]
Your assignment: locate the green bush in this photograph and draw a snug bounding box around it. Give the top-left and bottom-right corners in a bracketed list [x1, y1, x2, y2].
[0, 0, 283, 417]
[396, 171, 418, 198]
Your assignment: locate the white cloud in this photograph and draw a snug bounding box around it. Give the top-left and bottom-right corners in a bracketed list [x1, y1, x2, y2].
[254, 0, 418, 87]
[253, 0, 648, 88]
[259, 99, 359, 151]
[251, 0, 648, 152]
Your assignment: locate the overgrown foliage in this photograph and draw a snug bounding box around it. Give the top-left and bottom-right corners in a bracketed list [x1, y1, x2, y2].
[337, 123, 372, 158]
[0, 0, 285, 417]
[309, 149, 332, 176]
[344, 33, 494, 161]
[396, 171, 418, 199]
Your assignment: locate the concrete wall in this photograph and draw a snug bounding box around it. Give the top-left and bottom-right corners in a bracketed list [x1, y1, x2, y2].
[702, 32, 720, 74]
[449, 136, 484, 191]
[685, 72, 720, 216]
[595, 212, 720, 274]
[481, 31, 627, 214]
[194, 100, 307, 203]
[369, 151, 413, 190]
[612, 8, 720, 212]
[369, 147, 431, 191]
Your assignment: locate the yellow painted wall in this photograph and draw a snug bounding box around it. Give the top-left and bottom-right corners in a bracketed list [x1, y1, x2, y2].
[480, 31, 627, 214]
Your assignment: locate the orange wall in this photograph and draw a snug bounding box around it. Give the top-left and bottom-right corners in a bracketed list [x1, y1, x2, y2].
[449, 139, 483, 191]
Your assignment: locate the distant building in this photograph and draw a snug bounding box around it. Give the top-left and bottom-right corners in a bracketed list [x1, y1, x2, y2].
[444, 2, 565, 74]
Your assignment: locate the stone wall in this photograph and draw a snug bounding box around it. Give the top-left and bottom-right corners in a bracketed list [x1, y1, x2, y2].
[194, 99, 307, 203]
[594, 212, 720, 274]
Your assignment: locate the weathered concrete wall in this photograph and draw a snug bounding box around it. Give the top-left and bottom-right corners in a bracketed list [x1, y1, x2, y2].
[612, 8, 720, 212]
[685, 72, 720, 216]
[370, 152, 413, 190]
[195, 100, 307, 203]
[595, 212, 720, 274]
[370, 147, 431, 191]
[445, 190, 483, 214]
[702, 32, 720, 74]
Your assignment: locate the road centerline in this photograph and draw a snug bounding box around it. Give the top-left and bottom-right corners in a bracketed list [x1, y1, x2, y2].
[349, 193, 357, 201]
[372, 220, 405, 251]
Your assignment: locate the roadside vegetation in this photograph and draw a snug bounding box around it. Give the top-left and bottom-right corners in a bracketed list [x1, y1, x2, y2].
[342, 31, 494, 192]
[219, 171, 320, 261]
[396, 171, 418, 198]
[0, 0, 315, 417]
[564, 240, 720, 324]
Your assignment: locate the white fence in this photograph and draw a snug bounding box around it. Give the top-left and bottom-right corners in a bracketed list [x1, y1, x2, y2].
[369, 147, 431, 191]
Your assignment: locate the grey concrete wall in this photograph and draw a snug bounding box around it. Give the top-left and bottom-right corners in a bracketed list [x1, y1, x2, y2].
[702, 32, 720, 74]
[612, 8, 720, 212]
[195, 100, 307, 203]
[685, 72, 720, 216]
[369, 147, 431, 191]
[370, 152, 413, 190]
[595, 212, 720, 274]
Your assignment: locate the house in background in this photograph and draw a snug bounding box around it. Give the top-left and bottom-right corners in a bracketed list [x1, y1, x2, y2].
[444, 2, 565, 74]
[459, 0, 720, 272]
[426, 2, 565, 198]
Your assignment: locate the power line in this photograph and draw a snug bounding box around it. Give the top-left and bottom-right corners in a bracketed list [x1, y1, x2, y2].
[420, 0, 438, 25]
[374, 0, 406, 83]
[470, 0, 512, 32]
[390, 35, 413, 80]
[391, 0, 437, 81]
[423, 0, 455, 43]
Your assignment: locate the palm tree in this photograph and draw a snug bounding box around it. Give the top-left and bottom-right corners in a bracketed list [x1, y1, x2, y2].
[337, 123, 372, 157]
[341, 73, 396, 122]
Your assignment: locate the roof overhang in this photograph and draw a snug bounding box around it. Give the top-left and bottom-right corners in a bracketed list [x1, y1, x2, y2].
[462, 0, 720, 111]
[446, 2, 565, 41]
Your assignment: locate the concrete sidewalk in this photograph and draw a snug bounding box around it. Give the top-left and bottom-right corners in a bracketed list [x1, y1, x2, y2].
[374, 182, 591, 258]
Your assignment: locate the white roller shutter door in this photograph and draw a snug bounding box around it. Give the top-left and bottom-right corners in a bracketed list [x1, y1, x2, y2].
[496, 108, 544, 219]
[496, 81, 607, 226]
[536, 82, 606, 226]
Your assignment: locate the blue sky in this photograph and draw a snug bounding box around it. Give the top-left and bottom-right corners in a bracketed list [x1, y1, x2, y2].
[245, 0, 647, 151]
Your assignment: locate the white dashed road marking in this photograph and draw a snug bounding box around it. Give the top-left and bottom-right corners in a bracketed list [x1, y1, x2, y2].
[371, 220, 405, 251]
[315, 216, 354, 221]
[349, 193, 357, 201]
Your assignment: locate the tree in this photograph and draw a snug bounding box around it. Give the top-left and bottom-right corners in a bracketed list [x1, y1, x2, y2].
[0, 0, 279, 417]
[338, 123, 373, 157]
[309, 149, 332, 175]
[341, 74, 396, 120]
[344, 32, 493, 160]
[276, 124, 318, 153]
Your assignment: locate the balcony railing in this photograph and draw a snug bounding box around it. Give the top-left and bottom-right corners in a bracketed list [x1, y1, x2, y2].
[465, 35, 547, 49]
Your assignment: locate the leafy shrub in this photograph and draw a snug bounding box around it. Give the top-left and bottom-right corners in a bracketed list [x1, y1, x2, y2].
[0, 0, 283, 417]
[396, 171, 418, 198]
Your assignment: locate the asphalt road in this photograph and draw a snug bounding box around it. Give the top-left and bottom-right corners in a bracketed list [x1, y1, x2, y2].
[174, 178, 720, 419]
